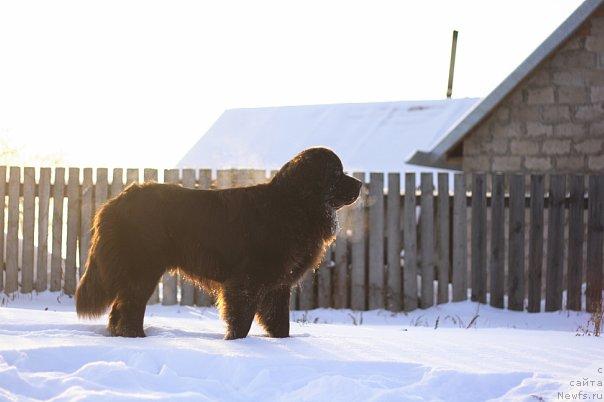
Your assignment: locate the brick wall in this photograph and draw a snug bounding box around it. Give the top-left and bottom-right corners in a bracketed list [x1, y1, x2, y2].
[462, 6, 604, 173]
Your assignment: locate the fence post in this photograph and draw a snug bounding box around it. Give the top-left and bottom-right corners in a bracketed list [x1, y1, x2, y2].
[586, 175, 604, 313]
[545, 174, 565, 311]
[0, 166, 5, 292]
[490, 173, 505, 309]
[5, 167, 20, 294]
[567, 175, 585, 311]
[350, 172, 367, 310]
[51, 168, 65, 292]
[452, 173, 467, 302]
[65, 167, 80, 295]
[368, 172, 385, 309]
[110, 168, 124, 199]
[317, 247, 333, 308]
[217, 169, 233, 188]
[333, 207, 350, 309]
[471, 173, 487, 304]
[437, 173, 450, 304]
[298, 271, 315, 310]
[508, 174, 525, 311]
[420, 173, 435, 308]
[453, 173, 468, 301]
[527, 174, 544, 313]
[386, 173, 402, 311]
[126, 168, 139, 186]
[95, 168, 108, 213]
[36, 168, 51, 292]
[80, 168, 94, 276]
[21, 167, 36, 293]
[403, 173, 418, 311]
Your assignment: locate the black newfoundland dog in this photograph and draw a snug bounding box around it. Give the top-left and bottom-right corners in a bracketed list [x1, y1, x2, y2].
[75, 147, 361, 339]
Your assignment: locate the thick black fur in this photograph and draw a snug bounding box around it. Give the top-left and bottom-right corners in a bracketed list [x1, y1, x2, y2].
[75, 147, 361, 339]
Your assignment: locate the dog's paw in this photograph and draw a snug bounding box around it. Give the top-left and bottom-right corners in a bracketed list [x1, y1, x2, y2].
[266, 330, 289, 338]
[108, 324, 146, 338]
[224, 331, 247, 340]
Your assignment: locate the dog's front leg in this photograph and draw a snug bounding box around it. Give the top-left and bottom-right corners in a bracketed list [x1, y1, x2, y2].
[256, 285, 290, 338]
[219, 282, 258, 340]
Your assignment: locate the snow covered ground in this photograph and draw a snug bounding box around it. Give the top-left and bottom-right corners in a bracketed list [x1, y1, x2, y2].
[0, 292, 602, 401]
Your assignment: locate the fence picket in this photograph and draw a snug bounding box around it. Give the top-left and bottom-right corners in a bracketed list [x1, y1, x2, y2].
[317, 247, 332, 308]
[0, 166, 5, 292]
[161, 169, 179, 305]
[143, 169, 158, 184]
[79, 168, 94, 275]
[452, 174, 467, 302]
[110, 168, 124, 199]
[586, 175, 604, 313]
[36, 168, 51, 292]
[368, 172, 385, 309]
[5, 167, 20, 293]
[64, 168, 80, 295]
[252, 169, 266, 184]
[350, 172, 366, 310]
[567, 175, 584, 311]
[21, 167, 36, 293]
[545, 175, 565, 311]
[334, 207, 350, 309]
[403, 173, 418, 311]
[95, 168, 108, 213]
[437, 173, 450, 305]
[126, 168, 138, 186]
[50, 168, 65, 292]
[528, 174, 545, 313]
[508, 174, 525, 311]
[217, 169, 232, 188]
[386, 173, 401, 311]
[489, 173, 505, 309]
[298, 271, 315, 310]
[420, 173, 435, 309]
[471, 173, 486, 304]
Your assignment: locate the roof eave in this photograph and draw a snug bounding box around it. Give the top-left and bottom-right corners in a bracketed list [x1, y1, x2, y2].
[407, 151, 463, 170]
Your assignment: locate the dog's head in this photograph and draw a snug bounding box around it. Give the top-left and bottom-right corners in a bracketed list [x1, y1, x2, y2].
[272, 147, 362, 209]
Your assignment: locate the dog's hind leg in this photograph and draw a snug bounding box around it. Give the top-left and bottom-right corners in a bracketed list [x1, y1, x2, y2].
[255, 285, 291, 338]
[218, 281, 259, 340]
[108, 269, 162, 337]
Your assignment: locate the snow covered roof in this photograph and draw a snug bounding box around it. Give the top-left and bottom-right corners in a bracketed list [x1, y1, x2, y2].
[178, 98, 481, 173]
[407, 0, 604, 169]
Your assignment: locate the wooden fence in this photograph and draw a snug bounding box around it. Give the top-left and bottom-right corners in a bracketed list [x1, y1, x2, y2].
[1, 166, 603, 313]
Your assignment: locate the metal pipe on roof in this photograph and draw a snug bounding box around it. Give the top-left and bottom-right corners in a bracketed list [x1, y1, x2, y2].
[447, 30, 458, 99]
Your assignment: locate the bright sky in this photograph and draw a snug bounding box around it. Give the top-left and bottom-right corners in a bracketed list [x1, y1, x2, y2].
[0, 0, 584, 168]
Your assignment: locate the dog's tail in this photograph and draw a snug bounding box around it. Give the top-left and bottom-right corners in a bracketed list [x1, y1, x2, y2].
[75, 252, 115, 319]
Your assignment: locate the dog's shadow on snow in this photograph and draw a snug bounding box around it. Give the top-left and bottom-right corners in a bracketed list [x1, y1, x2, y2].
[144, 327, 311, 340]
[0, 322, 309, 341]
[144, 326, 225, 339]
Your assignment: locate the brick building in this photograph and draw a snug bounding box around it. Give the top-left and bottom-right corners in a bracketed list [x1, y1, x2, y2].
[409, 0, 604, 173]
